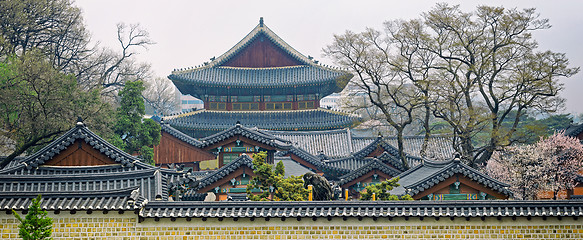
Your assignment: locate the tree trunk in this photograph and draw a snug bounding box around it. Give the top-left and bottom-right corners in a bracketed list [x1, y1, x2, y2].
[420, 102, 431, 158]
[396, 129, 409, 169]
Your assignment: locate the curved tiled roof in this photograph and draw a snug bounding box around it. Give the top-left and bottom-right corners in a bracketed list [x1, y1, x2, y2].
[324, 156, 370, 171]
[265, 128, 454, 159]
[169, 18, 352, 91]
[166, 109, 359, 134]
[351, 135, 456, 161]
[267, 128, 354, 157]
[337, 159, 403, 186]
[0, 121, 204, 212]
[160, 122, 203, 147]
[198, 123, 291, 150]
[279, 147, 325, 170]
[565, 123, 583, 138]
[391, 159, 512, 198]
[0, 121, 148, 172]
[142, 200, 583, 218]
[196, 154, 255, 190]
[0, 187, 145, 212]
[171, 65, 348, 89]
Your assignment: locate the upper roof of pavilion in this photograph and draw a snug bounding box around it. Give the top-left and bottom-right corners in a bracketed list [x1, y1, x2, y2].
[169, 18, 352, 98]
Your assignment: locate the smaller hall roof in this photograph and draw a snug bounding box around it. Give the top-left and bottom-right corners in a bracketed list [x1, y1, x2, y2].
[198, 123, 292, 150]
[0, 119, 196, 211]
[337, 159, 403, 186]
[267, 128, 455, 159]
[390, 158, 512, 198]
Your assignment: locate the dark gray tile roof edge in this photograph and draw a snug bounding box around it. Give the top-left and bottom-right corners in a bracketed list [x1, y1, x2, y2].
[0, 167, 158, 181]
[196, 154, 255, 190]
[402, 159, 513, 197]
[280, 147, 324, 168]
[199, 124, 291, 150]
[140, 200, 583, 218]
[0, 122, 153, 173]
[160, 122, 203, 147]
[347, 137, 421, 167]
[337, 159, 403, 186]
[564, 123, 583, 138]
[169, 18, 350, 75]
[1, 186, 145, 211]
[0, 186, 140, 198]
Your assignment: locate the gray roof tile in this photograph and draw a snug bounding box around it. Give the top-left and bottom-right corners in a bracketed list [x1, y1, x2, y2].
[167, 109, 360, 136]
[267, 128, 455, 160]
[142, 200, 583, 218]
[198, 123, 292, 150]
[274, 157, 313, 177]
[169, 19, 351, 92]
[391, 159, 512, 197]
[0, 122, 149, 173]
[160, 122, 203, 147]
[337, 159, 403, 186]
[196, 154, 255, 190]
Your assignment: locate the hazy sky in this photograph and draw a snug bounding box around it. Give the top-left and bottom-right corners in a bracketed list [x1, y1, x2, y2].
[75, 0, 583, 114]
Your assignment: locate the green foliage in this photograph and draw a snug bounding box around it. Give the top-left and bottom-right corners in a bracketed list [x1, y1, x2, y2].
[0, 51, 113, 169]
[246, 152, 309, 201]
[275, 175, 309, 201]
[112, 81, 161, 164]
[275, 161, 285, 176]
[12, 195, 53, 240]
[359, 178, 413, 201]
[540, 114, 573, 135]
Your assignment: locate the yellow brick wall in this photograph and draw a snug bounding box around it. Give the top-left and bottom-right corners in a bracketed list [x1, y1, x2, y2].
[1, 212, 583, 239]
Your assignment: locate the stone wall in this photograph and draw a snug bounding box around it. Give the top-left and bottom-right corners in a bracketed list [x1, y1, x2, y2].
[1, 212, 582, 239]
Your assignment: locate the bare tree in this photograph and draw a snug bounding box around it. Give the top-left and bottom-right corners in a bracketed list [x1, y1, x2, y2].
[143, 77, 180, 115]
[421, 4, 578, 166]
[0, 0, 92, 69]
[74, 23, 154, 99]
[327, 4, 579, 167]
[324, 29, 425, 168]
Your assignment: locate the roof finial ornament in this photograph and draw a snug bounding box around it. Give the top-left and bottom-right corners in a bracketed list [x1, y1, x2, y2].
[236, 120, 241, 126]
[453, 153, 461, 163]
[259, 17, 264, 27]
[76, 116, 84, 127]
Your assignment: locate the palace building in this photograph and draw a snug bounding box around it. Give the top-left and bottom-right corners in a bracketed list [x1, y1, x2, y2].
[2, 18, 583, 239]
[149, 18, 518, 201]
[165, 17, 359, 138]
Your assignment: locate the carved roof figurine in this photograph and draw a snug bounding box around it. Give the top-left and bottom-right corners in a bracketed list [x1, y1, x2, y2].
[169, 17, 353, 98]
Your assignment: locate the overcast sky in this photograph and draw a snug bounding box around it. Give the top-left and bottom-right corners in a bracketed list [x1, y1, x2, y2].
[75, 0, 583, 114]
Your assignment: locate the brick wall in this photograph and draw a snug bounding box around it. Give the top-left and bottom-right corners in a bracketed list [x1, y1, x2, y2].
[1, 212, 582, 239]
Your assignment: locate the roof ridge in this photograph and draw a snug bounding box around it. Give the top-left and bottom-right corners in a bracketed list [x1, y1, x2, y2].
[171, 18, 351, 74]
[197, 154, 254, 190]
[0, 121, 154, 173]
[216, 65, 308, 70]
